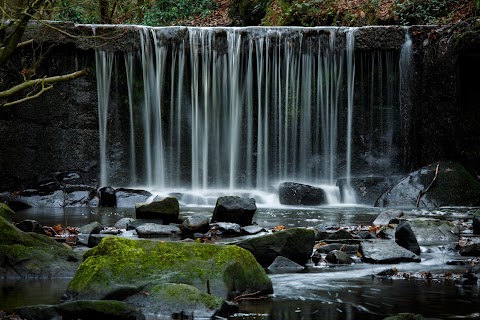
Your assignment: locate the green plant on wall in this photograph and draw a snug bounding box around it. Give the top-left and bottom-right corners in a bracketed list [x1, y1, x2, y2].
[392, 0, 450, 25]
[141, 0, 217, 26]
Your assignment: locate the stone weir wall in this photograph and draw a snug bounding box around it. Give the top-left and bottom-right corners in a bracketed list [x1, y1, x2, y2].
[0, 22, 479, 202]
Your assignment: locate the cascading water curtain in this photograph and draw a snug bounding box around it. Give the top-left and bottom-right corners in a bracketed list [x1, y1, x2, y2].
[106, 27, 359, 191]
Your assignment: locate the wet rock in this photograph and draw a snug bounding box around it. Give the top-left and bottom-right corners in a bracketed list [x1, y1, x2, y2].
[9, 187, 64, 208]
[116, 188, 152, 208]
[459, 241, 480, 256]
[242, 225, 266, 235]
[15, 219, 43, 233]
[325, 250, 355, 264]
[211, 196, 257, 227]
[78, 221, 104, 235]
[98, 186, 116, 207]
[64, 189, 98, 207]
[236, 228, 315, 267]
[373, 210, 404, 225]
[0, 215, 80, 278]
[64, 237, 273, 310]
[114, 217, 136, 229]
[395, 221, 420, 255]
[455, 272, 478, 286]
[360, 239, 421, 264]
[376, 268, 398, 277]
[0, 203, 15, 222]
[56, 300, 145, 320]
[311, 250, 323, 265]
[314, 243, 359, 254]
[337, 176, 398, 205]
[268, 256, 304, 271]
[181, 213, 211, 234]
[125, 283, 230, 319]
[135, 223, 181, 238]
[315, 228, 355, 241]
[357, 230, 376, 239]
[211, 222, 242, 236]
[375, 161, 480, 208]
[87, 234, 116, 247]
[278, 182, 327, 205]
[473, 210, 480, 235]
[408, 219, 458, 242]
[135, 196, 180, 223]
[14, 304, 59, 320]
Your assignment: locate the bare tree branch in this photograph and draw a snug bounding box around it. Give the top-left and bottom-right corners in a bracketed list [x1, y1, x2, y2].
[0, 69, 87, 106]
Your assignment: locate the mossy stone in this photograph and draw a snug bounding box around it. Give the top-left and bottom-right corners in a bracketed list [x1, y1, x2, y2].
[56, 300, 145, 320]
[66, 237, 272, 301]
[0, 215, 79, 278]
[0, 203, 15, 222]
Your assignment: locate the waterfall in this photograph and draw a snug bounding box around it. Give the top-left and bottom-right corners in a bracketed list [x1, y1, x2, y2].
[95, 48, 114, 187]
[95, 26, 412, 205]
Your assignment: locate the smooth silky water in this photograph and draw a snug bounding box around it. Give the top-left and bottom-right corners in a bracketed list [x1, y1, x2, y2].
[2, 205, 478, 319]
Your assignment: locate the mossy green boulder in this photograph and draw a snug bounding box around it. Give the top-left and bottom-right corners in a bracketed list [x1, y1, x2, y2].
[65, 237, 272, 316]
[0, 215, 79, 278]
[0, 203, 15, 222]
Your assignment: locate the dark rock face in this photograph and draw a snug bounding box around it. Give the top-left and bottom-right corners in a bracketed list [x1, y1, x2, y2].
[360, 239, 421, 264]
[473, 211, 480, 235]
[337, 176, 398, 205]
[375, 162, 480, 208]
[211, 196, 257, 227]
[279, 182, 327, 206]
[395, 221, 420, 255]
[236, 228, 315, 267]
[135, 196, 180, 223]
[78, 221, 104, 235]
[98, 187, 116, 207]
[15, 219, 43, 233]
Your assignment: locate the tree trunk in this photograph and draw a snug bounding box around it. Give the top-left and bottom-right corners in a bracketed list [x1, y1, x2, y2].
[99, 0, 111, 24]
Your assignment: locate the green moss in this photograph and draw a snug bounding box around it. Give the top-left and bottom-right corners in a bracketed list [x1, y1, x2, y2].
[68, 237, 272, 300]
[150, 283, 223, 310]
[0, 203, 15, 222]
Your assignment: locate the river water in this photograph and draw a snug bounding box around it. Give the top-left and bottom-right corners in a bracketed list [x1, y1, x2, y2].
[2, 206, 479, 319]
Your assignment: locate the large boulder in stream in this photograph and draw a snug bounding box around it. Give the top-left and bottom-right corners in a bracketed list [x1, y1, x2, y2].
[135, 196, 180, 223]
[360, 239, 421, 264]
[375, 161, 480, 208]
[212, 196, 257, 226]
[236, 228, 315, 267]
[279, 182, 327, 205]
[0, 215, 80, 278]
[64, 237, 271, 317]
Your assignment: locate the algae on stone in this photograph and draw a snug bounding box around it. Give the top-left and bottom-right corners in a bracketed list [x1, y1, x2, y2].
[0, 203, 15, 222]
[66, 237, 273, 301]
[0, 215, 79, 278]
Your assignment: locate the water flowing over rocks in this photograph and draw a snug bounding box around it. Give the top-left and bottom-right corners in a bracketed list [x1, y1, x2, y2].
[211, 196, 257, 226]
[279, 182, 327, 206]
[376, 161, 480, 208]
[236, 228, 315, 267]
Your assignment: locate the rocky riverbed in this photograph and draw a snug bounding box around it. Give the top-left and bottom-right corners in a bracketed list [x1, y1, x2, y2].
[1, 199, 480, 319]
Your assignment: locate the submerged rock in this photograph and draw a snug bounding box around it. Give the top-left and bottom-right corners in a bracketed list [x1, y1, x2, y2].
[211, 196, 257, 227]
[278, 182, 327, 205]
[0, 216, 79, 278]
[236, 228, 315, 267]
[360, 239, 421, 264]
[407, 219, 459, 242]
[375, 161, 480, 208]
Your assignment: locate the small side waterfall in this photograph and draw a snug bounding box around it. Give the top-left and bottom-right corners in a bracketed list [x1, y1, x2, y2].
[95, 26, 412, 205]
